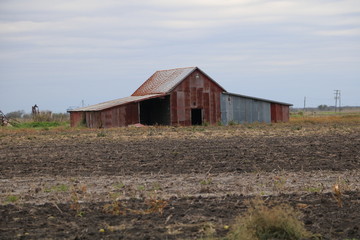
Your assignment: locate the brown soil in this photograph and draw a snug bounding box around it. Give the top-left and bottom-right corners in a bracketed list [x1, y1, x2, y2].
[1, 123, 360, 239]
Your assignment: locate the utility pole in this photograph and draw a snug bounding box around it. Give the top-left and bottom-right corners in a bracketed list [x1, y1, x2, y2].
[339, 91, 341, 112]
[334, 90, 341, 112]
[303, 96, 306, 112]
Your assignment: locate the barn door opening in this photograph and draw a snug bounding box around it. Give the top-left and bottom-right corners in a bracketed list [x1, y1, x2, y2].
[191, 108, 203, 125]
[140, 96, 170, 125]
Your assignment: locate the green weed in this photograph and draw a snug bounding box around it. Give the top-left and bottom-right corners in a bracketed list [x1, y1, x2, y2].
[12, 121, 64, 129]
[113, 182, 125, 190]
[273, 176, 287, 192]
[304, 186, 322, 193]
[200, 178, 213, 185]
[292, 125, 302, 131]
[151, 182, 162, 191]
[137, 185, 146, 191]
[191, 126, 206, 132]
[44, 184, 69, 193]
[202, 121, 210, 127]
[97, 131, 107, 137]
[5, 195, 19, 203]
[228, 120, 238, 126]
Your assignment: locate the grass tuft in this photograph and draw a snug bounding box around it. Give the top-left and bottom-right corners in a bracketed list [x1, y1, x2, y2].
[225, 199, 312, 240]
[44, 184, 69, 193]
[5, 195, 19, 203]
[14, 121, 62, 128]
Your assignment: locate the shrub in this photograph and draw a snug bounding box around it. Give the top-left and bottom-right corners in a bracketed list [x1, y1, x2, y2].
[52, 113, 70, 122]
[225, 199, 312, 240]
[5, 110, 25, 119]
[33, 111, 53, 122]
[228, 120, 238, 126]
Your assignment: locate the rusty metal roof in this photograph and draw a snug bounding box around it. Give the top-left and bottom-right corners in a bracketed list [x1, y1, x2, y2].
[68, 94, 165, 112]
[132, 67, 200, 96]
[223, 92, 293, 106]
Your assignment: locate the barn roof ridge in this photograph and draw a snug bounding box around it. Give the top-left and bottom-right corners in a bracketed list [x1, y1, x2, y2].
[156, 66, 196, 72]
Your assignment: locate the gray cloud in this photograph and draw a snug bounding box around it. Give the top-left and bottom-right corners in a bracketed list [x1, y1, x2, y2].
[1, 0, 360, 113]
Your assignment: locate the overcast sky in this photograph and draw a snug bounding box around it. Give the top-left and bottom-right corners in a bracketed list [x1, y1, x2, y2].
[1, 0, 359, 114]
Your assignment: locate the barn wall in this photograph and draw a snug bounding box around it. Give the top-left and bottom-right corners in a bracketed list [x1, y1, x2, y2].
[70, 112, 85, 127]
[70, 103, 139, 129]
[170, 69, 223, 126]
[220, 93, 271, 124]
[84, 112, 102, 128]
[100, 102, 139, 128]
[271, 103, 290, 122]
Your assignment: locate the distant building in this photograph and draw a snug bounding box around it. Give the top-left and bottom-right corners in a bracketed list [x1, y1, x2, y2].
[68, 67, 292, 128]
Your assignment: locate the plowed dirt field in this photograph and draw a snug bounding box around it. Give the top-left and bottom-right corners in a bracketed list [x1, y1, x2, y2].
[1, 120, 360, 239]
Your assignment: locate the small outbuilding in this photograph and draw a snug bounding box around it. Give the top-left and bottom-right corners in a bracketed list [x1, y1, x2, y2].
[69, 67, 292, 128]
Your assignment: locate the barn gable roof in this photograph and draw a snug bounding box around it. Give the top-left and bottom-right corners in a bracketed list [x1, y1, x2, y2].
[70, 66, 226, 112]
[132, 67, 226, 96]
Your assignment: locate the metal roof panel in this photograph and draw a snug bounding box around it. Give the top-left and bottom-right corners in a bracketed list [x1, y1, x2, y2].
[132, 67, 196, 96]
[223, 92, 293, 106]
[68, 94, 165, 112]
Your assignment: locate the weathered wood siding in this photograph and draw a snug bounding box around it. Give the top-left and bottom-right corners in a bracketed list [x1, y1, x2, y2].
[271, 103, 290, 123]
[170, 69, 223, 126]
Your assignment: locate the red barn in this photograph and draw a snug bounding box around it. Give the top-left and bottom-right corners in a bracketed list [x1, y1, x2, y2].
[69, 67, 292, 128]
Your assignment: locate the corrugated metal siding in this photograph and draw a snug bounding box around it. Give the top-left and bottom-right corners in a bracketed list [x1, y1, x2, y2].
[221, 93, 271, 124]
[171, 69, 223, 126]
[68, 95, 154, 128]
[99, 103, 139, 128]
[70, 112, 84, 127]
[283, 106, 289, 122]
[85, 112, 102, 128]
[70, 103, 139, 128]
[271, 103, 290, 122]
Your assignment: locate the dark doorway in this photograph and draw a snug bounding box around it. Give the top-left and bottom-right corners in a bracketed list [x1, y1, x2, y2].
[191, 108, 203, 125]
[140, 96, 170, 125]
